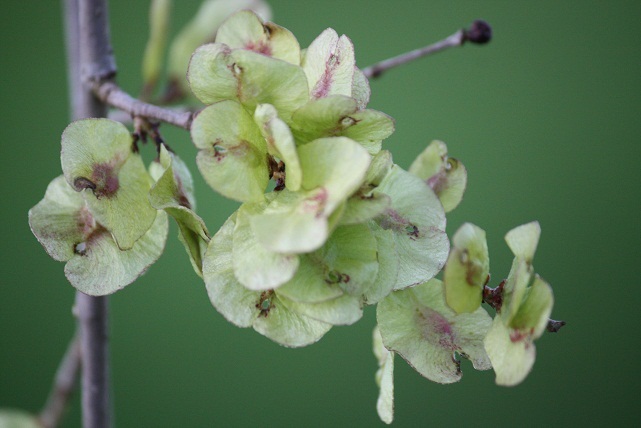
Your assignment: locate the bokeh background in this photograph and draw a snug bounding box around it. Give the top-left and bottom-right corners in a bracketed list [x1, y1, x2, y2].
[1, 0, 639, 426]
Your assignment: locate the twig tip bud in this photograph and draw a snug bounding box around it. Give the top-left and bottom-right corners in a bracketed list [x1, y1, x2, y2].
[464, 20, 492, 45]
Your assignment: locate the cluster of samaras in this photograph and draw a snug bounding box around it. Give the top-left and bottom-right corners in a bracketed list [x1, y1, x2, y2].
[29, 9, 556, 424]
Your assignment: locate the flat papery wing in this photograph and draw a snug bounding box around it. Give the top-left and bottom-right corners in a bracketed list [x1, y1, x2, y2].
[276, 223, 378, 302]
[377, 279, 492, 384]
[61, 119, 132, 188]
[339, 191, 391, 226]
[158, 144, 197, 207]
[177, 222, 208, 279]
[191, 100, 269, 202]
[363, 222, 399, 305]
[64, 211, 168, 296]
[500, 222, 542, 320]
[373, 165, 448, 290]
[149, 145, 210, 277]
[408, 140, 445, 180]
[298, 137, 371, 215]
[409, 140, 467, 213]
[29, 176, 88, 262]
[61, 119, 157, 250]
[148, 145, 204, 230]
[505, 221, 541, 263]
[252, 293, 332, 348]
[436, 158, 466, 213]
[187, 43, 238, 104]
[275, 253, 344, 304]
[215, 10, 301, 65]
[228, 49, 309, 118]
[330, 205, 349, 234]
[352, 67, 371, 109]
[303, 28, 355, 99]
[232, 202, 299, 291]
[204, 213, 261, 327]
[84, 154, 156, 251]
[290, 95, 358, 144]
[291, 96, 394, 155]
[254, 103, 302, 191]
[250, 189, 329, 254]
[148, 155, 165, 182]
[444, 223, 490, 314]
[278, 293, 362, 326]
[373, 326, 394, 425]
[168, 0, 271, 95]
[484, 315, 536, 386]
[340, 109, 395, 155]
[502, 257, 533, 323]
[322, 224, 379, 296]
[409, 280, 493, 373]
[510, 274, 554, 339]
[365, 150, 393, 186]
[378, 281, 461, 384]
[189, 45, 309, 116]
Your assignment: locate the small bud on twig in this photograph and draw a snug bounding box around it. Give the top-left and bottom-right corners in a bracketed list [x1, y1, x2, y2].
[463, 20, 492, 45]
[363, 19, 492, 79]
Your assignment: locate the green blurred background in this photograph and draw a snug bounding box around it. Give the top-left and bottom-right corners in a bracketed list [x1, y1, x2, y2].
[1, 0, 639, 426]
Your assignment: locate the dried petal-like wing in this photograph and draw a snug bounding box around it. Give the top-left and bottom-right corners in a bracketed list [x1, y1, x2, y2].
[378, 279, 492, 384]
[216, 10, 300, 65]
[64, 211, 168, 296]
[191, 100, 269, 202]
[232, 203, 299, 291]
[373, 166, 448, 290]
[444, 223, 489, 313]
[303, 29, 355, 99]
[61, 119, 156, 250]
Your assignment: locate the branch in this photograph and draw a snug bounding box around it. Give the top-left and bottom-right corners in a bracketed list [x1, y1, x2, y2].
[93, 81, 194, 130]
[78, 0, 116, 83]
[74, 293, 110, 428]
[65, 0, 114, 427]
[38, 333, 81, 428]
[107, 105, 194, 126]
[362, 20, 492, 79]
[63, 0, 82, 121]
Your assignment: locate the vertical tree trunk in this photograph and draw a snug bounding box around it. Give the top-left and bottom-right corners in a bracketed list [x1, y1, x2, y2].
[63, 0, 116, 426]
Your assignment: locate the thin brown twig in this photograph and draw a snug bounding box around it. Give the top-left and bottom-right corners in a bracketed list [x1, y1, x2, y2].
[93, 81, 194, 130]
[107, 105, 193, 126]
[362, 20, 492, 79]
